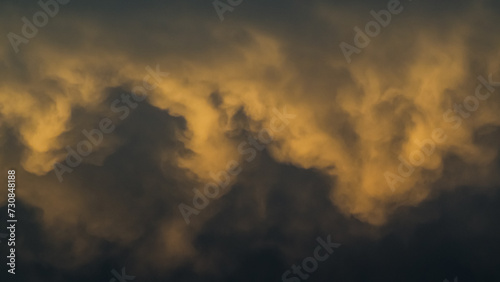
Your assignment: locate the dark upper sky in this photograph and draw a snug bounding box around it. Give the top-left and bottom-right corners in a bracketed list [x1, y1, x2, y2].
[1, 0, 500, 281]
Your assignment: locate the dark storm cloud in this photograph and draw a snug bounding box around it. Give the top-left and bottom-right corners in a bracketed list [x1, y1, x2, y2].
[1, 0, 500, 281]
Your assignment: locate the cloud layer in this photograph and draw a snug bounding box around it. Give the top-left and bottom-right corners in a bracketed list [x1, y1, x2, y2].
[1, 0, 500, 281]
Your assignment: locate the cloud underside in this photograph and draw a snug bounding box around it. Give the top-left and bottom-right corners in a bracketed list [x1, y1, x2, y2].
[0, 0, 500, 279]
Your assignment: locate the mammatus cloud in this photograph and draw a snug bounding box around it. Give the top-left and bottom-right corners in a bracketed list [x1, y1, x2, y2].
[0, 0, 500, 280]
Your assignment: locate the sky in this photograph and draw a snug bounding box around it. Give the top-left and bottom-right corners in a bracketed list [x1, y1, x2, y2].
[1, 0, 500, 281]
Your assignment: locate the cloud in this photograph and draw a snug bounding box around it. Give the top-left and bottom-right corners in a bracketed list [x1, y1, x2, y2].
[1, 0, 500, 281]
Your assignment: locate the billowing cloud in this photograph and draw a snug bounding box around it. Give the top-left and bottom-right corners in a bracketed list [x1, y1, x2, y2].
[1, 0, 500, 281]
